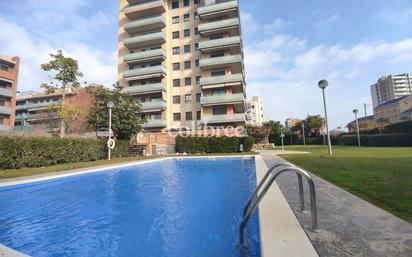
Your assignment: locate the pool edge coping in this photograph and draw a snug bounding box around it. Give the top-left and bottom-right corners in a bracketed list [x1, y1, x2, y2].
[255, 155, 319, 257]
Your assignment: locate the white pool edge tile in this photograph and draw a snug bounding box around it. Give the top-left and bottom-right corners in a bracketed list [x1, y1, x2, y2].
[255, 155, 319, 257]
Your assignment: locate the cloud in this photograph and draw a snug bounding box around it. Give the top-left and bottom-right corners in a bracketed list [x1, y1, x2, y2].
[0, 1, 117, 92]
[311, 11, 340, 27]
[242, 13, 412, 128]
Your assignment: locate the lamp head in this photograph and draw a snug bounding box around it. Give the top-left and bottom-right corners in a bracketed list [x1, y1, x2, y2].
[353, 109, 358, 115]
[318, 79, 329, 89]
[107, 101, 114, 108]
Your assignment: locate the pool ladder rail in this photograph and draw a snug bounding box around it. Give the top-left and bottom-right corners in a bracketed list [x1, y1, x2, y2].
[239, 163, 320, 245]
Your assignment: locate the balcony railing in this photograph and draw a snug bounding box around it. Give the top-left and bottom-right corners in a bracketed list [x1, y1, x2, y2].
[26, 102, 59, 110]
[0, 106, 12, 115]
[198, 0, 238, 17]
[0, 88, 13, 98]
[202, 113, 245, 124]
[201, 93, 245, 106]
[140, 100, 167, 111]
[198, 17, 239, 33]
[124, 16, 165, 34]
[123, 32, 165, 48]
[123, 49, 165, 64]
[200, 73, 244, 87]
[198, 36, 240, 51]
[26, 113, 59, 121]
[143, 119, 167, 128]
[122, 83, 166, 95]
[124, 0, 165, 19]
[123, 66, 166, 80]
[199, 54, 242, 69]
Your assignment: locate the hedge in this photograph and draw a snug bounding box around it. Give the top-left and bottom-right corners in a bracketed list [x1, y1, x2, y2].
[335, 133, 412, 147]
[0, 136, 130, 169]
[175, 136, 254, 153]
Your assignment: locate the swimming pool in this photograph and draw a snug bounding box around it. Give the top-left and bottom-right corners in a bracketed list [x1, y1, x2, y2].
[0, 157, 260, 257]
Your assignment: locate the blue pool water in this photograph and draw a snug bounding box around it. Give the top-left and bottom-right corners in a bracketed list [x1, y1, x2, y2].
[0, 157, 260, 257]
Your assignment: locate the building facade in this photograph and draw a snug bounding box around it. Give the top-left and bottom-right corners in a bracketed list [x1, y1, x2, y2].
[118, 0, 246, 131]
[246, 96, 265, 127]
[373, 94, 412, 124]
[370, 73, 412, 107]
[0, 54, 19, 130]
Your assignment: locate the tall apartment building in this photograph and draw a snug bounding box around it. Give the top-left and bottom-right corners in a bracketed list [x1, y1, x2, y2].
[0, 54, 19, 130]
[246, 96, 265, 127]
[118, 0, 246, 132]
[370, 73, 412, 107]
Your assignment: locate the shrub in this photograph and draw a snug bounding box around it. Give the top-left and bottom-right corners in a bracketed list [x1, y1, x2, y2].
[175, 135, 254, 153]
[335, 134, 412, 147]
[0, 136, 130, 169]
[208, 136, 240, 153]
[175, 136, 209, 153]
[239, 136, 254, 152]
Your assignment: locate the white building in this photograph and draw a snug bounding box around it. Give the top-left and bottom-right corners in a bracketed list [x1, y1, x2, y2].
[246, 96, 265, 126]
[370, 73, 412, 107]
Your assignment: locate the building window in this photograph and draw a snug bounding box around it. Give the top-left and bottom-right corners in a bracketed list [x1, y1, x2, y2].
[194, 11, 199, 19]
[210, 34, 224, 40]
[184, 61, 191, 69]
[196, 76, 200, 84]
[184, 29, 190, 37]
[212, 88, 226, 95]
[185, 77, 192, 86]
[213, 105, 227, 115]
[184, 0, 190, 7]
[172, 1, 179, 9]
[195, 43, 199, 51]
[211, 69, 225, 76]
[184, 14, 190, 22]
[173, 79, 181, 87]
[186, 112, 192, 120]
[185, 94, 192, 103]
[184, 45, 191, 53]
[173, 113, 181, 121]
[173, 47, 180, 55]
[196, 93, 201, 102]
[173, 95, 181, 104]
[195, 59, 199, 67]
[195, 27, 199, 35]
[172, 16, 179, 24]
[173, 62, 180, 70]
[0, 100, 4, 106]
[211, 51, 224, 58]
[197, 111, 201, 120]
[173, 31, 179, 39]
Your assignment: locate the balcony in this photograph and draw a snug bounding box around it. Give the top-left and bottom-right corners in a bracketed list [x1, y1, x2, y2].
[198, 36, 240, 52]
[124, 0, 165, 19]
[0, 88, 13, 98]
[0, 106, 12, 115]
[0, 70, 15, 82]
[27, 102, 59, 111]
[123, 83, 166, 95]
[198, 17, 239, 35]
[124, 32, 166, 48]
[198, 0, 238, 18]
[123, 49, 165, 64]
[202, 113, 245, 124]
[139, 100, 167, 112]
[200, 54, 242, 70]
[200, 73, 244, 88]
[143, 119, 167, 128]
[124, 16, 165, 34]
[16, 104, 28, 111]
[26, 113, 59, 121]
[123, 65, 166, 81]
[201, 93, 245, 106]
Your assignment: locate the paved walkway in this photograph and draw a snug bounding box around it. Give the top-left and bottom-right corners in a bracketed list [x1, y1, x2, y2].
[259, 151, 412, 257]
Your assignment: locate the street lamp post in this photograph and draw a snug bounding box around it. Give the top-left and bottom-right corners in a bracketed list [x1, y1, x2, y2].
[318, 79, 332, 156]
[302, 123, 306, 146]
[107, 101, 114, 160]
[353, 109, 361, 147]
[280, 133, 285, 151]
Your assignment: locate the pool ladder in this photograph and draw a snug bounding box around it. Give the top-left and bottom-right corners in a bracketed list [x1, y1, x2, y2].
[239, 163, 319, 245]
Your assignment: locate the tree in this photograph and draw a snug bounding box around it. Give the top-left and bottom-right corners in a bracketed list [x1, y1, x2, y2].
[264, 120, 284, 144]
[88, 84, 144, 140]
[246, 125, 270, 144]
[41, 50, 83, 138]
[305, 115, 324, 135]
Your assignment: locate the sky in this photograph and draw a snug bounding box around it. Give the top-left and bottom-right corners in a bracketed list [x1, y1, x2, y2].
[1, 0, 412, 129]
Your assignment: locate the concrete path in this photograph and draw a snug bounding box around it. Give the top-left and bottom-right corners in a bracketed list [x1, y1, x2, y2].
[259, 151, 412, 257]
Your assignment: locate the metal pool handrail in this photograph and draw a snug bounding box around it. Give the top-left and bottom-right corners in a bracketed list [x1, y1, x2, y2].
[240, 164, 319, 245]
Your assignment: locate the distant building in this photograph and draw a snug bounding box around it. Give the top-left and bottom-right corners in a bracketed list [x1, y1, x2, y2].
[14, 86, 98, 133]
[285, 118, 301, 130]
[246, 96, 265, 126]
[373, 94, 412, 124]
[0, 54, 19, 130]
[346, 115, 374, 132]
[370, 73, 412, 107]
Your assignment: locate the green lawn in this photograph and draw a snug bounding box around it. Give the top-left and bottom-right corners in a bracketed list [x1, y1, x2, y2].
[0, 152, 256, 180]
[281, 145, 412, 223]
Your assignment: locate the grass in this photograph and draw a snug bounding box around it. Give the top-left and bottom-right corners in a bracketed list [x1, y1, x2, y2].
[280, 145, 412, 224]
[0, 152, 256, 180]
